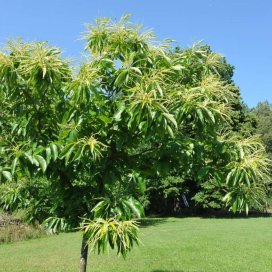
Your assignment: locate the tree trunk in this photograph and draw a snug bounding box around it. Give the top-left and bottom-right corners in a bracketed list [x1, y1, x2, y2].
[79, 234, 89, 272]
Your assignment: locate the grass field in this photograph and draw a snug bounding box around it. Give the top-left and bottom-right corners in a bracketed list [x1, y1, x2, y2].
[0, 217, 271, 272]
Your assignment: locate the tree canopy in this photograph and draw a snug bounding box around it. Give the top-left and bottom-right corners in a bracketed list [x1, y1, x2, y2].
[0, 15, 270, 271]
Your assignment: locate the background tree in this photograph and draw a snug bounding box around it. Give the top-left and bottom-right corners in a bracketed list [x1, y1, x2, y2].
[251, 101, 272, 210]
[252, 101, 272, 156]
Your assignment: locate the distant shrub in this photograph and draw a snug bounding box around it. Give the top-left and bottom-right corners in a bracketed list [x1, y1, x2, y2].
[0, 224, 46, 243]
[0, 212, 46, 243]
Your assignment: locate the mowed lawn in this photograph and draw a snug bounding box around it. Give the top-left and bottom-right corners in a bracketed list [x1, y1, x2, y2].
[0, 217, 272, 272]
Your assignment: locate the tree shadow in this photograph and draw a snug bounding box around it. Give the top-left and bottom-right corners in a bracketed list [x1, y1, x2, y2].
[138, 212, 272, 229]
[167, 209, 272, 219]
[198, 211, 272, 219]
[151, 270, 184, 272]
[138, 217, 168, 228]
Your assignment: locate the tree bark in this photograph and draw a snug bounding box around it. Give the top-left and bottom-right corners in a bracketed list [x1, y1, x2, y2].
[79, 234, 89, 272]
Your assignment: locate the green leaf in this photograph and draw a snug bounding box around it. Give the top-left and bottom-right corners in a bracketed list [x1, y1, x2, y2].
[59, 143, 73, 159]
[42, 67, 47, 78]
[172, 65, 184, 71]
[222, 192, 232, 202]
[50, 143, 58, 161]
[98, 115, 112, 124]
[163, 113, 177, 128]
[2, 171, 12, 181]
[204, 108, 215, 124]
[11, 157, 18, 175]
[46, 147, 51, 164]
[124, 197, 145, 218]
[71, 145, 85, 162]
[130, 67, 142, 75]
[167, 125, 174, 138]
[24, 152, 34, 164]
[115, 70, 127, 86]
[34, 155, 47, 173]
[245, 203, 249, 215]
[245, 173, 251, 187]
[196, 109, 204, 124]
[113, 103, 126, 121]
[64, 145, 76, 165]
[155, 82, 163, 96]
[197, 167, 209, 179]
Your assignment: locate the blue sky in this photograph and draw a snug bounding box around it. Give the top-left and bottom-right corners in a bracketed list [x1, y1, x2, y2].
[0, 0, 271, 107]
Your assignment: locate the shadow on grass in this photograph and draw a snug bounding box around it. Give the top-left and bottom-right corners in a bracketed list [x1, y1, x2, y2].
[151, 270, 184, 272]
[138, 218, 168, 228]
[138, 212, 272, 229]
[139, 214, 271, 225]
[163, 209, 272, 219]
[198, 211, 272, 219]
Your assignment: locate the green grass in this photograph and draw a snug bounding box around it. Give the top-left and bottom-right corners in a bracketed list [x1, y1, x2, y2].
[0, 217, 271, 272]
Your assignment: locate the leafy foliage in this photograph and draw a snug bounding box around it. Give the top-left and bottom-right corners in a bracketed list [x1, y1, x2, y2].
[81, 218, 139, 257]
[0, 15, 270, 265]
